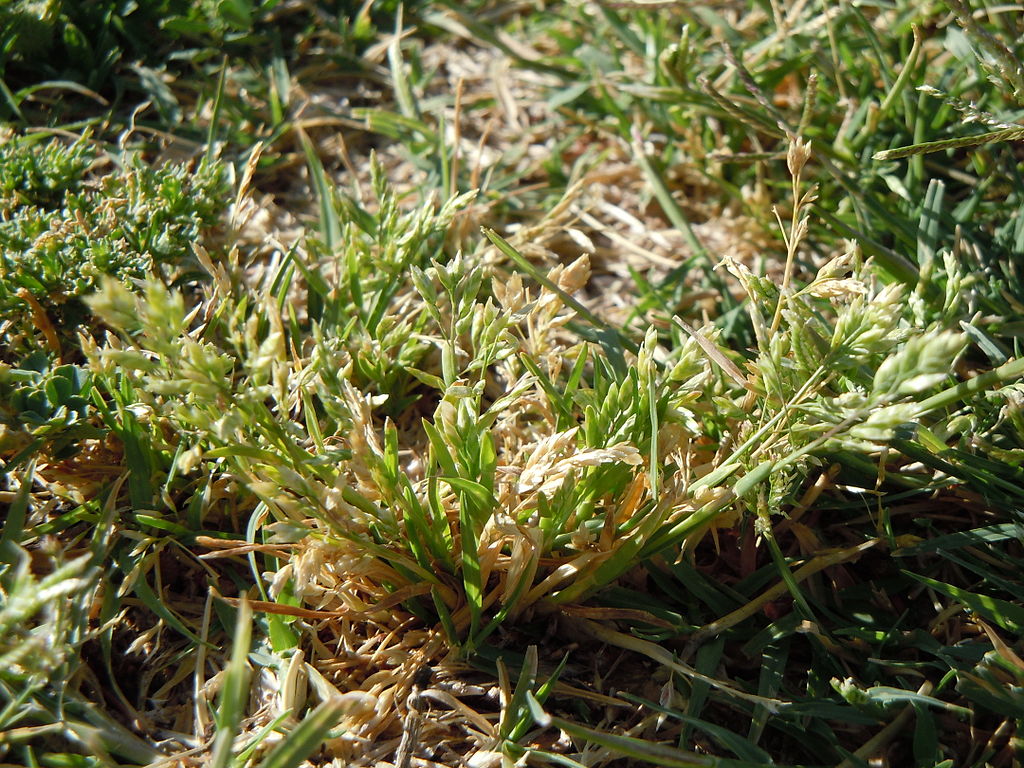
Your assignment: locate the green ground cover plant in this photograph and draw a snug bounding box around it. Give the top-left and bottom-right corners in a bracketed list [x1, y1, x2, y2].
[2, 0, 1024, 766]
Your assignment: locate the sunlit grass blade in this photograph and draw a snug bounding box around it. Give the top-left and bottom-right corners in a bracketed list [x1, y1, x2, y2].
[209, 598, 253, 768]
[255, 695, 365, 768]
[205, 57, 229, 165]
[873, 125, 1024, 161]
[298, 129, 342, 253]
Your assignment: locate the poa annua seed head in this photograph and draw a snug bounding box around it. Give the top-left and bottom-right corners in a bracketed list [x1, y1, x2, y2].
[787, 137, 812, 178]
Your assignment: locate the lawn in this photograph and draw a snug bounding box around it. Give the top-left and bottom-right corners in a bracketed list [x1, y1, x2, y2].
[2, 1, 1024, 766]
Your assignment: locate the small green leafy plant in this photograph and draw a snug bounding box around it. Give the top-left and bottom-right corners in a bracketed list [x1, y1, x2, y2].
[0, 133, 227, 357]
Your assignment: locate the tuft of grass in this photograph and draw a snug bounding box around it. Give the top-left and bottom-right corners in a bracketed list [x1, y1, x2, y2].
[4, 0, 1024, 766]
[0, 133, 228, 357]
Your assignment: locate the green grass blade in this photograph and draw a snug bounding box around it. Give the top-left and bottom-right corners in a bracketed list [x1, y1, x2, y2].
[621, 691, 774, 764]
[894, 523, 1023, 557]
[388, 7, 420, 122]
[121, 555, 206, 646]
[905, 572, 1024, 634]
[209, 598, 253, 768]
[205, 57, 229, 165]
[500, 644, 538, 740]
[916, 178, 944, 287]
[298, 130, 342, 252]
[873, 125, 1024, 161]
[526, 692, 772, 767]
[0, 462, 33, 560]
[255, 696, 356, 768]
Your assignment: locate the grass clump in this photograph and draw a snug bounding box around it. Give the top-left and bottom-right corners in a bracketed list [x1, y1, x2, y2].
[4, 0, 1024, 767]
[0, 133, 227, 357]
[0, 133, 226, 482]
[0, 0, 304, 92]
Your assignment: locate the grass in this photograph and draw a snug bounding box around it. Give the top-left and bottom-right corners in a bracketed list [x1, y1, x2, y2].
[2, 0, 1024, 766]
